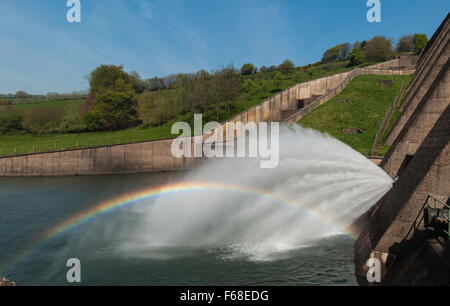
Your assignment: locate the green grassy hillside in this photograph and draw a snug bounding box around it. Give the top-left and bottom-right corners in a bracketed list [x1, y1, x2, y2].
[299, 74, 412, 156]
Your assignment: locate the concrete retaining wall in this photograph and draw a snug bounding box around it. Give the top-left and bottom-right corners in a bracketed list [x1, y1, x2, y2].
[0, 138, 203, 176]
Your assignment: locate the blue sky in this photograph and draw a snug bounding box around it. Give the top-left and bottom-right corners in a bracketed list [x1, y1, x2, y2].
[0, 0, 448, 94]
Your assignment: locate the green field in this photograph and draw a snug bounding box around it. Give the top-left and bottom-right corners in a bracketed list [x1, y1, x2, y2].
[0, 122, 176, 157]
[0, 61, 355, 157]
[10, 99, 84, 118]
[10, 99, 84, 110]
[299, 74, 412, 156]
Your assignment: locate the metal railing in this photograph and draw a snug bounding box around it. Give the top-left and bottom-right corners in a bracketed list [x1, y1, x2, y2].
[407, 194, 450, 239]
[425, 194, 450, 237]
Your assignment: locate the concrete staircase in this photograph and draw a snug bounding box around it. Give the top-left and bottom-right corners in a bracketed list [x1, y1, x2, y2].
[371, 81, 407, 156]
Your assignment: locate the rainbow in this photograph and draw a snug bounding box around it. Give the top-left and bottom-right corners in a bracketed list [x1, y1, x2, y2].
[41, 181, 351, 241]
[4, 181, 355, 273]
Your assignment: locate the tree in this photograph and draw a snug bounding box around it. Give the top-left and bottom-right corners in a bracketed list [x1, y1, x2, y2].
[340, 42, 352, 59]
[353, 41, 361, 50]
[349, 48, 365, 66]
[413, 33, 429, 54]
[148, 77, 166, 91]
[138, 91, 177, 127]
[84, 65, 139, 131]
[278, 59, 295, 75]
[360, 40, 367, 50]
[213, 66, 241, 116]
[259, 66, 270, 73]
[273, 72, 283, 90]
[15, 91, 30, 99]
[396, 35, 413, 52]
[128, 71, 147, 94]
[364, 36, 392, 62]
[240, 63, 256, 75]
[89, 65, 132, 94]
[322, 44, 346, 63]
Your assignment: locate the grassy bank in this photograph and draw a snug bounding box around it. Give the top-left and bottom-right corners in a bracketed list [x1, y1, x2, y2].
[0, 123, 175, 156]
[299, 74, 412, 156]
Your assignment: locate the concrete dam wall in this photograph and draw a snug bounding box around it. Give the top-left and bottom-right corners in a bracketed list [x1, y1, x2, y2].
[0, 59, 415, 177]
[354, 13, 450, 285]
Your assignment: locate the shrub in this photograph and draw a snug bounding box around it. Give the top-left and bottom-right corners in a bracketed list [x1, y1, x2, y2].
[0, 108, 23, 134]
[23, 107, 63, 134]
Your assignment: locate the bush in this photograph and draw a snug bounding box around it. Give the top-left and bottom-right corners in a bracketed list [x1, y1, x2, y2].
[0, 108, 23, 134]
[23, 107, 63, 134]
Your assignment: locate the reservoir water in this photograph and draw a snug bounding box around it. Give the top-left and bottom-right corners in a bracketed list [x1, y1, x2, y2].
[0, 126, 392, 285]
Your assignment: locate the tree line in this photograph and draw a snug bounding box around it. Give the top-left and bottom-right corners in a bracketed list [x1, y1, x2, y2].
[0, 32, 429, 136]
[322, 33, 429, 66]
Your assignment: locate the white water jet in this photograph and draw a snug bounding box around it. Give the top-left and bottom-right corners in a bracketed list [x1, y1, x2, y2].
[119, 124, 392, 261]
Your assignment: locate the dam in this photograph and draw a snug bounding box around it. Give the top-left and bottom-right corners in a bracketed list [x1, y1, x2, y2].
[1, 12, 448, 286]
[354, 13, 450, 285]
